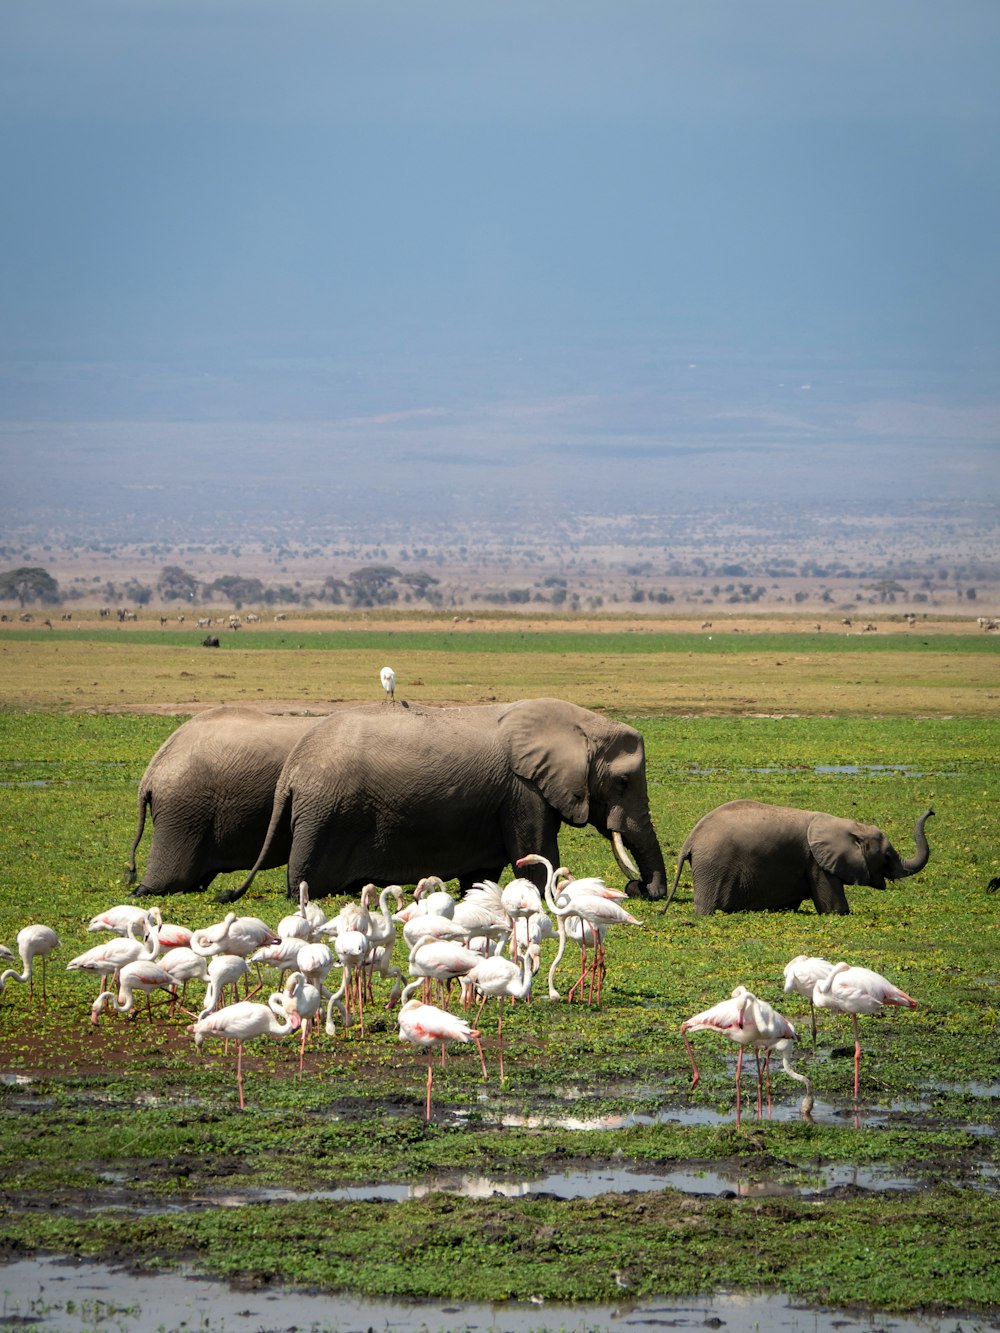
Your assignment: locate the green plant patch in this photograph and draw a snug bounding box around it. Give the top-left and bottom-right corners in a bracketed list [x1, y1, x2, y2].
[1, 707, 998, 1314]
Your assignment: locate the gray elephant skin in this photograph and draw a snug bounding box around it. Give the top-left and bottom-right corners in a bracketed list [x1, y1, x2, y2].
[222, 697, 669, 903]
[129, 704, 321, 895]
[665, 800, 933, 914]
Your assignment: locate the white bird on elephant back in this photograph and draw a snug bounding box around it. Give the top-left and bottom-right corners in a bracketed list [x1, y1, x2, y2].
[379, 665, 396, 702]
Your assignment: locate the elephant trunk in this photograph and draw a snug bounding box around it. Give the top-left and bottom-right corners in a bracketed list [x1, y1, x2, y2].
[611, 824, 668, 901]
[889, 808, 935, 879]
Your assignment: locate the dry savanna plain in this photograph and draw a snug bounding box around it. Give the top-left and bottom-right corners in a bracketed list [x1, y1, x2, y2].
[0, 611, 999, 1326]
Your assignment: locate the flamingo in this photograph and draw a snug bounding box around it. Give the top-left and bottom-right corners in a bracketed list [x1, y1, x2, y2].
[87, 904, 152, 937]
[360, 884, 404, 1004]
[296, 940, 334, 991]
[155, 919, 193, 951]
[197, 953, 252, 1019]
[188, 995, 295, 1109]
[91, 958, 179, 1023]
[0, 924, 61, 1003]
[279, 970, 323, 1074]
[453, 879, 516, 956]
[500, 877, 543, 960]
[402, 938, 483, 1007]
[412, 875, 457, 918]
[190, 914, 278, 960]
[157, 946, 210, 1015]
[782, 955, 835, 1048]
[331, 928, 370, 1033]
[397, 999, 483, 1121]
[402, 912, 471, 952]
[66, 913, 159, 996]
[461, 943, 538, 1082]
[812, 962, 917, 1103]
[681, 986, 813, 1126]
[380, 665, 396, 702]
[250, 936, 306, 984]
[548, 887, 641, 1004]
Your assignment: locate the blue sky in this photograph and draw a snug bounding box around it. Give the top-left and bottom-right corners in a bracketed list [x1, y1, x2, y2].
[0, 2, 998, 538]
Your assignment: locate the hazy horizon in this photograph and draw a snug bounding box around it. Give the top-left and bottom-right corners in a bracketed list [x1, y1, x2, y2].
[2, 3, 998, 550]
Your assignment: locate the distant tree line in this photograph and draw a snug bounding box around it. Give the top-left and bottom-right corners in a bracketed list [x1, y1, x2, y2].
[156, 564, 442, 609]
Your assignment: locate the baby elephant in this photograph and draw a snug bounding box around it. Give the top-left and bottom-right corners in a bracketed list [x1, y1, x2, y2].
[665, 800, 933, 914]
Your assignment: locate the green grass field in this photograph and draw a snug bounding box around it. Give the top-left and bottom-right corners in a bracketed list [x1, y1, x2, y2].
[0, 625, 998, 1315]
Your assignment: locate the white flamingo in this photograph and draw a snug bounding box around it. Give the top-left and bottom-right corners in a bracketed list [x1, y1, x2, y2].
[403, 938, 483, 1007]
[87, 904, 152, 937]
[279, 970, 323, 1074]
[397, 999, 483, 1121]
[461, 944, 537, 1082]
[681, 986, 813, 1126]
[188, 995, 295, 1109]
[782, 955, 835, 1048]
[67, 913, 160, 996]
[812, 962, 917, 1103]
[0, 924, 61, 1003]
[197, 953, 252, 1019]
[91, 958, 178, 1023]
[548, 886, 641, 1004]
[157, 946, 210, 1015]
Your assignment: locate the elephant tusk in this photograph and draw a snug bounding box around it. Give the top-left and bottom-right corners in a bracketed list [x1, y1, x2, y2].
[611, 831, 640, 880]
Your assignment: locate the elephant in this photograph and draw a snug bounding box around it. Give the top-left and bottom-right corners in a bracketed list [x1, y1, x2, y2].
[220, 697, 669, 903]
[128, 704, 323, 895]
[664, 800, 934, 914]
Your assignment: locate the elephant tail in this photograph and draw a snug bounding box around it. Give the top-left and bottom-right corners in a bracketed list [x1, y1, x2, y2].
[660, 845, 692, 913]
[216, 782, 291, 904]
[126, 786, 151, 886]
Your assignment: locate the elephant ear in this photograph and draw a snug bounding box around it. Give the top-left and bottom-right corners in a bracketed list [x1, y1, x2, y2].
[499, 698, 590, 825]
[807, 814, 869, 884]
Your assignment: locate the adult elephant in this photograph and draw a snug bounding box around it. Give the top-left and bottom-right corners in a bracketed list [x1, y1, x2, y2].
[128, 704, 323, 895]
[664, 800, 933, 914]
[221, 698, 668, 903]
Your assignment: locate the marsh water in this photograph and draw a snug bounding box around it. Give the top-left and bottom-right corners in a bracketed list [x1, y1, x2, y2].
[1, 1256, 992, 1333]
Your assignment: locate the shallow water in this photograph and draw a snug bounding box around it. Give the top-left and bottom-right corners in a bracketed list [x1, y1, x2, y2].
[91, 1159, 929, 1213]
[0, 1257, 990, 1333]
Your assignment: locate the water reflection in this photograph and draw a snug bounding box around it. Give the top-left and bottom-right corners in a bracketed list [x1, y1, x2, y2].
[0, 1257, 986, 1333]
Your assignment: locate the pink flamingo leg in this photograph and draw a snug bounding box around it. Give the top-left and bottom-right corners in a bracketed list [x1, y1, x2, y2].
[735, 1046, 743, 1127]
[236, 1042, 246, 1110]
[853, 1013, 862, 1101]
[425, 1055, 434, 1121]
